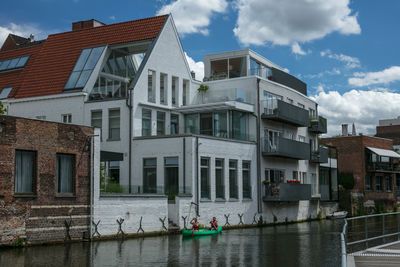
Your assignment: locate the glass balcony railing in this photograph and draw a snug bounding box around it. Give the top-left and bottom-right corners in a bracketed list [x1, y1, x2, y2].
[309, 116, 327, 134]
[262, 99, 309, 127]
[192, 88, 254, 105]
[310, 147, 329, 163]
[263, 182, 311, 201]
[263, 136, 310, 160]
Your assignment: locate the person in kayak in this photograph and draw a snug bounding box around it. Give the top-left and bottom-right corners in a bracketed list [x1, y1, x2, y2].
[210, 217, 218, 231]
[190, 217, 200, 231]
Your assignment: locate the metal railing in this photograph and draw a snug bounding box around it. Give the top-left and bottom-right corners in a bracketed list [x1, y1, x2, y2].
[341, 212, 400, 267]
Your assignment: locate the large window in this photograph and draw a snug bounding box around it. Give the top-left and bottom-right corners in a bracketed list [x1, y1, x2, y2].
[157, 111, 165, 135]
[386, 175, 392, 192]
[64, 46, 105, 90]
[265, 129, 281, 152]
[185, 114, 199, 134]
[231, 111, 248, 140]
[14, 150, 36, 194]
[56, 154, 74, 194]
[376, 176, 382, 192]
[172, 76, 178, 106]
[229, 160, 238, 199]
[200, 158, 210, 199]
[214, 112, 228, 138]
[91, 110, 102, 139]
[200, 113, 213, 136]
[108, 109, 120, 140]
[142, 109, 152, 136]
[165, 157, 179, 196]
[143, 158, 157, 193]
[215, 158, 225, 199]
[170, 114, 179, 134]
[242, 161, 251, 199]
[148, 70, 155, 103]
[160, 73, 167, 105]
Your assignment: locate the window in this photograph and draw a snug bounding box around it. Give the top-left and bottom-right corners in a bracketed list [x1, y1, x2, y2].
[172, 76, 178, 106]
[298, 135, 305, 142]
[265, 129, 280, 152]
[142, 109, 152, 136]
[165, 157, 179, 196]
[170, 114, 179, 134]
[309, 108, 316, 119]
[64, 46, 105, 90]
[200, 158, 210, 199]
[265, 169, 285, 183]
[229, 160, 238, 199]
[231, 111, 248, 140]
[109, 109, 120, 140]
[214, 112, 228, 138]
[14, 150, 36, 194]
[293, 171, 298, 180]
[182, 79, 189, 106]
[62, 114, 72, 124]
[376, 176, 382, 192]
[0, 55, 30, 72]
[301, 172, 307, 184]
[0, 86, 12, 99]
[143, 158, 157, 193]
[148, 70, 155, 103]
[91, 110, 102, 139]
[386, 175, 392, 192]
[215, 159, 225, 199]
[185, 114, 199, 134]
[56, 154, 74, 194]
[108, 161, 120, 184]
[366, 175, 372, 191]
[200, 113, 213, 136]
[242, 161, 251, 199]
[157, 111, 165, 135]
[228, 57, 247, 78]
[160, 73, 167, 105]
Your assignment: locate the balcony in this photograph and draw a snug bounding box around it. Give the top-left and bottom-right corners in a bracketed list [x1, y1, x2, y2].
[310, 147, 328, 163]
[366, 162, 400, 173]
[309, 116, 327, 134]
[263, 136, 310, 160]
[261, 99, 309, 127]
[263, 182, 311, 202]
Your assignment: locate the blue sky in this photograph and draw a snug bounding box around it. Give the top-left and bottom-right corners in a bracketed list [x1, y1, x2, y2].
[1, 0, 400, 135]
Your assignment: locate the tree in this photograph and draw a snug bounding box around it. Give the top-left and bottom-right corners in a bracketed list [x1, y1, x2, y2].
[0, 101, 6, 114]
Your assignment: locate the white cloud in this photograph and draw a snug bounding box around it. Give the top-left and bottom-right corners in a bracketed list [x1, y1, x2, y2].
[291, 42, 307, 55]
[0, 23, 50, 47]
[233, 0, 360, 46]
[185, 52, 204, 81]
[305, 68, 341, 79]
[320, 49, 360, 69]
[312, 89, 400, 136]
[157, 0, 228, 35]
[348, 66, 400, 87]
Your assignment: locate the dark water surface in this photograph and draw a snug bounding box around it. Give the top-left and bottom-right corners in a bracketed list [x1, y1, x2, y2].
[0, 220, 342, 267]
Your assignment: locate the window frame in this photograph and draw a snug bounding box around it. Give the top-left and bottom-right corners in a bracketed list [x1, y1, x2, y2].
[157, 111, 166, 135]
[142, 108, 152, 136]
[200, 157, 210, 200]
[108, 108, 120, 141]
[215, 158, 225, 200]
[143, 157, 157, 193]
[242, 161, 251, 199]
[61, 114, 72, 124]
[229, 159, 238, 199]
[56, 153, 75, 195]
[14, 150, 36, 196]
[91, 110, 102, 140]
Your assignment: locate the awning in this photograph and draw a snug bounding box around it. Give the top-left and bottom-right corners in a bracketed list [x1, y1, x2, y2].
[366, 147, 400, 158]
[100, 151, 124, 161]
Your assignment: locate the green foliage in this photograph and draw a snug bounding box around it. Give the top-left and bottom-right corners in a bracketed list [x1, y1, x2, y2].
[394, 205, 399, 212]
[197, 84, 209, 92]
[100, 164, 123, 193]
[317, 211, 323, 220]
[338, 173, 355, 190]
[168, 194, 176, 201]
[0, 101, 6, 114]
[104, 183, 124, 193]
[375, 203, 387, 214]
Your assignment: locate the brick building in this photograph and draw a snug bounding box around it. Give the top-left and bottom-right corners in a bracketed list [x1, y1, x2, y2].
[321, 134, 400, 214]
[0, 115, 95, 245]
[376, 116, 400, 150]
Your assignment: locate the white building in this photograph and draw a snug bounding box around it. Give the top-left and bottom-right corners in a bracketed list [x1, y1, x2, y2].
[0, 14, 331, 235]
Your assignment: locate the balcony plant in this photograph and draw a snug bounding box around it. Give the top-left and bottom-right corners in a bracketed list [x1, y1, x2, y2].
[197, 84, 209, 104]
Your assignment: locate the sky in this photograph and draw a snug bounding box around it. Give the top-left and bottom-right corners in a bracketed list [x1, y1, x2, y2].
[1, 0, 400, 136]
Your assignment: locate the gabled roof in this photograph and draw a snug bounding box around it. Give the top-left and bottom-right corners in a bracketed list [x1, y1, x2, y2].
[0, 15, 168, 99]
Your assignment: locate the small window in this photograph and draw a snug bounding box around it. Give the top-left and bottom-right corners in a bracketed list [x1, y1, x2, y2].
[160, 73, 167, 105]
[200, 157, 210, 199]
[91, 110, 102, 139]
[109, 109, 120, 140]
[229, 160, 238, 199]
[142, 109, 152, 136]
[386, 175, 392, 192]
[143, 158, 157, 193]
[15, 150, 36, 194]
[56, 154, 74, 194]
[182, 79, 189, 106]
[242, 161, 251, 199]
[157, 111, 165, 135]
[376, 176, 382, 192]
[62, 114, 72, 124]
[215, 158, 225, 199]
[170, 114, 179, 135]
[164, 157, 179, 196]
[0, 86, 12, 99]
[366, 175, 372, 191]
[148, 70, 155, 103]
[172, 76, 178, 106]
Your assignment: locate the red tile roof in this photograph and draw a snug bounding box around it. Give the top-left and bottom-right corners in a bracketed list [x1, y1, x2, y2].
[0, 15, 168, 99]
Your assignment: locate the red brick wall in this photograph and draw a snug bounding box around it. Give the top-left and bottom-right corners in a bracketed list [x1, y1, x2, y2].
[0, 115, 93, 245]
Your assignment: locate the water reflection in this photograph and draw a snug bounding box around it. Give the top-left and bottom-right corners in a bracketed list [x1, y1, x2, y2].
[0, 221, 341, 267]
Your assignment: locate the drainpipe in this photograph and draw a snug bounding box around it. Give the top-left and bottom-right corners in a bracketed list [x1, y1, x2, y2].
[90, 135, 94, 239]
[256, 78, 262, 213]
[183, 137, 186, 194]
[127, 89, 133, 193]
[195, 136, 199, 216]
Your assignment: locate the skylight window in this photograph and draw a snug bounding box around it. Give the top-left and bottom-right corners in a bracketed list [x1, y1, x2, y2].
[64, 46, 106, 90]
[0, 56, 30, 72]
[0, 87, 12, 99]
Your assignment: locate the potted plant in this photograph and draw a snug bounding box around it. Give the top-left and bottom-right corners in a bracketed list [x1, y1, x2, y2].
[197, 84, 209, 103]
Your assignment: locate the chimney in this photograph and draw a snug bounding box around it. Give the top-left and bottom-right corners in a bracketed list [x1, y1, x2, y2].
[342, 124, 348, 136]
[352, 123, 356, 136]
[191, 71, 195, 80]
[72, 19, 106, 31]
[29, 34, 34, 42]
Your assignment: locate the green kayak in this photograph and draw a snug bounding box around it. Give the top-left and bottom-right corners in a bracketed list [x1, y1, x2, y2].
[182, 226, 222, 237]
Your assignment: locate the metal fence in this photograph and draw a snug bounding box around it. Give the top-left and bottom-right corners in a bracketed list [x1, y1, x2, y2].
[341, 212, 400, 267]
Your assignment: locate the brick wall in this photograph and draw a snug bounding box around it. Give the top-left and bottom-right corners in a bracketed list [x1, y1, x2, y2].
[376, 125, 400, 146]
[0, 115, 93, 245]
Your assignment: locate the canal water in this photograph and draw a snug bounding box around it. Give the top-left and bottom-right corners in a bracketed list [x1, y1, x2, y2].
[0, 220, 342, 267]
